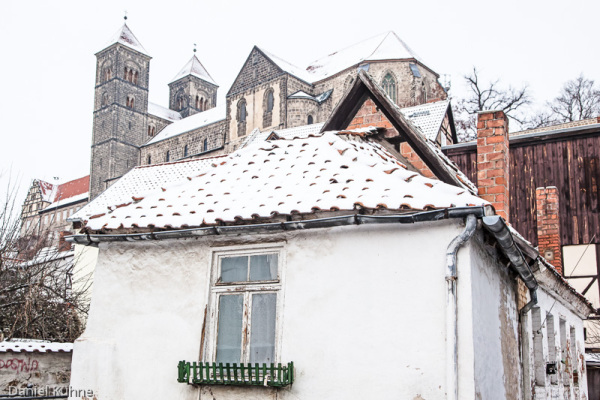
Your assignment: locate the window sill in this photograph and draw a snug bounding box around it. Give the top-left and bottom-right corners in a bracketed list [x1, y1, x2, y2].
[178, 361, 294, 388]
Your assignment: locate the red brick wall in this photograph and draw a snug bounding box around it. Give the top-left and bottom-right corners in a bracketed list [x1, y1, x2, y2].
[347, 99, 435, 178]
[536, 186, 563, 274]
[476, 111, 510, 221]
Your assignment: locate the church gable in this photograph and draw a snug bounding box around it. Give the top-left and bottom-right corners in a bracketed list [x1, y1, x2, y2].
[227, 47, 287, 97]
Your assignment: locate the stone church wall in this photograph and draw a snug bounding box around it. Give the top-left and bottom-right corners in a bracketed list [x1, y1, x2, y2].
[140, 120, 226, 165]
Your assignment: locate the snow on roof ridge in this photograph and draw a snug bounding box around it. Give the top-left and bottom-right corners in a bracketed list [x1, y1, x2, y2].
[102, 23, 150, 56]
[258, 47, 313, 84]
[170, 55, 217, 85]
[148, 102, 182, 122]
[305, 31, 422, 82]
[145, 104, 226, 146]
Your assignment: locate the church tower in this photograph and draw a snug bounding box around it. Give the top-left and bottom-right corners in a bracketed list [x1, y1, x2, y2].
[90, 23, 151, 199]
[168, 53, 218, 118]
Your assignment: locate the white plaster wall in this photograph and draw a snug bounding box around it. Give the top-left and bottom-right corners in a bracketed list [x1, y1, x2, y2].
[72, 244, 98, 322]
[522, 286, 588, 399]
[463, 232, 521, 400]
[69, 219, 514, 400]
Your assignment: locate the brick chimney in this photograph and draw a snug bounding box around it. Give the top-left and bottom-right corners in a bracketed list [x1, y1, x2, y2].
[536, 187, 563, 274]
[58, 231, 72, 252]
[476, 110, 510, 221]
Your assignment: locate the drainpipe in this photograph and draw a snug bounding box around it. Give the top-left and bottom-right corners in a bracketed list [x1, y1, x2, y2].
[445, 214, 477, 400]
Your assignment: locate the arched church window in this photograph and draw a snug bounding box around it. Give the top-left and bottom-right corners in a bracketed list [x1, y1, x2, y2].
[421, 81, 427, 103]
[147, 155, 151, 165]
[124, 67, 128, 80]
[203, 138, 208, 152]
[133, 71, 139, 85]
[308, 115, 314, 125]
[381, 73, 397, 104]
[166, 151, 170, 162]
[126, 96, 134, 108]
[103, 67, 112, 82]
[266, 90, 274, 113]
[184, 145, 189, 157]
[101, 93, 109, 107]
[177, 96, 185, 111]
[195, 96, 200, 110]
[204, 99, 209, 110]
[148, 125, 156, 137]
[238, 99, 247, 123]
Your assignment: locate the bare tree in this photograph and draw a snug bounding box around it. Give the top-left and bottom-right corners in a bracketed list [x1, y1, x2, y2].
[453, 68, 532, 141]
[0, 177, 90, 342]
[548, 75, 600, 123]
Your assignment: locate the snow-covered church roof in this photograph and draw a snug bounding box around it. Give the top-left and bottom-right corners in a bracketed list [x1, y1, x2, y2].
[170, 55, 217, 86]
[306, 31, 422, 82]
[102, 23, 150, 56]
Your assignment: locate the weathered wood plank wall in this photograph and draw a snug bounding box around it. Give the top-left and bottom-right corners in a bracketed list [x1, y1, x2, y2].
[444, 133, 600, 248]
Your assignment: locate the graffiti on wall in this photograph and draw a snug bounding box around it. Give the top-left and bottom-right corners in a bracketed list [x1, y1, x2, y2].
[0, 358, 39, 373]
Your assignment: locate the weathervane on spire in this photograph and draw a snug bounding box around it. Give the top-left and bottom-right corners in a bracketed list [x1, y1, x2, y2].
[124, 11, 128, 21]
[193, 43, 197, 53]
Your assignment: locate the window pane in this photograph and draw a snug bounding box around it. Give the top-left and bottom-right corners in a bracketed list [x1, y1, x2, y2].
[249, 254, 278, 281]
[216, 295, 243, 364]
[221, 256, 248, 282]
[250, 293, 277, 364]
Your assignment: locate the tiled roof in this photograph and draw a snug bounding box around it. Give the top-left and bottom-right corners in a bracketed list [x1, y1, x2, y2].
[148, 102, 182, 122]
[511, 117, 599, 136]
[306, 31, 421, 82]
[240, 123, 325, 149]
[84, 131, 486, 233]
[400, 100, 450, 141]
[37, 176, 89, 205]
[102, 24, 149, 56]
[70, 157, 222, 223]
[170, 55, 217, 85]
[144, 105, 225, 145]
[0, 341, 73, 353]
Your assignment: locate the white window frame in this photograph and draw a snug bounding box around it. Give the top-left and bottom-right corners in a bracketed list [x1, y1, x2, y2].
[205, 243, 285, 365]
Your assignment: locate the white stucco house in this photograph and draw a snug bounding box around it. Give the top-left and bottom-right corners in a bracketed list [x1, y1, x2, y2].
[67, 72, 593, 399]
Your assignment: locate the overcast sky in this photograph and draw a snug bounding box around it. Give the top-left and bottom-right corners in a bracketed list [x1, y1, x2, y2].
[1, 0, 599, 203]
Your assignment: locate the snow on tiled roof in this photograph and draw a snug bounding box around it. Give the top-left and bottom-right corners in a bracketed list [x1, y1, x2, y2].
[103, 24, 149, 56]
[170, 55, 217, 86]
[145, 105, 225, 145]
[70, 157, 222, 223]
[306, 31, 421, 82]
[259, 48, 313, 84]
[37, 176, 89, 205]
[39, 180, 56, 202]
[0, 341, 73, 353]
[400, 100, 450, 141]
[240, 124, 325, 149]
[511, 117, 599, 136]
[42, 192, 88, 211]
[148, 102, 182, 122]
[84, 131, 487, 232]
[288, 90, 333, 104]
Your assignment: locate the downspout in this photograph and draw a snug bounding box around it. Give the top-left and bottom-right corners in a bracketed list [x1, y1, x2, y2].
[445, 214, 477, 400]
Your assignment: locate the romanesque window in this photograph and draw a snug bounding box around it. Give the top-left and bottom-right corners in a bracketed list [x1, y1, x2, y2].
[307, 115, 314, 125]
[101, 93, 109, 107]
[195, 95, 201, 110]
[147, 155, 151, 165]
[204, 99, 209, 110]
[421, 82, 427, 103]
[382, 73, 397, 104]
[103, 67, 112, 82]
[148, 125, 156, 137]
[238, 99, 247, 123]
[263, 89, 274, 128]
[203, 138, 208, 152]
[124, 67, 139, 84]
[126, 96, 135, 108]
[166, 151, 170, 162]
[177, 96, 185, 111]
[184, 145, 189, 157]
